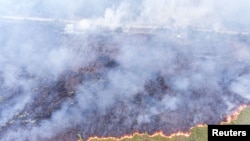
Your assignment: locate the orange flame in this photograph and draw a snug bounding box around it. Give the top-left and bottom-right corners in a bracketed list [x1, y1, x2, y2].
[86, 131, 190, 141]
[222, 104, 249, 124]
[78, 105, 250, 141]
[85, 125, 207, 141]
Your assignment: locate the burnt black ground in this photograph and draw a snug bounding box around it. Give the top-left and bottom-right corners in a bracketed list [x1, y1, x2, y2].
[0, 20, 250, 141]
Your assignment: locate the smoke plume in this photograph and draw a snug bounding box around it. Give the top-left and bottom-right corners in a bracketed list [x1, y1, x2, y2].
[0, 0, 250, 141]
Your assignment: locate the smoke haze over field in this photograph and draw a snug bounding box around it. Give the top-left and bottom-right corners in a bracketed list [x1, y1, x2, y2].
[0, 0, 250, 141]
[1, 0, 250, 31]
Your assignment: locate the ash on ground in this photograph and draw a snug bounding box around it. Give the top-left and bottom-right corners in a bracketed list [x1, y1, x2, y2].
[0, 20, 250, 141]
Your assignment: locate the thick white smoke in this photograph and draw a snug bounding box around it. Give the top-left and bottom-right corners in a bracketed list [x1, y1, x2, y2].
[0, 0, 250, 141]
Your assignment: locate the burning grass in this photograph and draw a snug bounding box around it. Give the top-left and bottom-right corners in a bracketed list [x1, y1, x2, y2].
[84, 105, 250, 141]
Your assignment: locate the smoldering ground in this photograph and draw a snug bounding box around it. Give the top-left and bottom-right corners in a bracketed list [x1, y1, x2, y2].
[1, 0, 250, 141]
